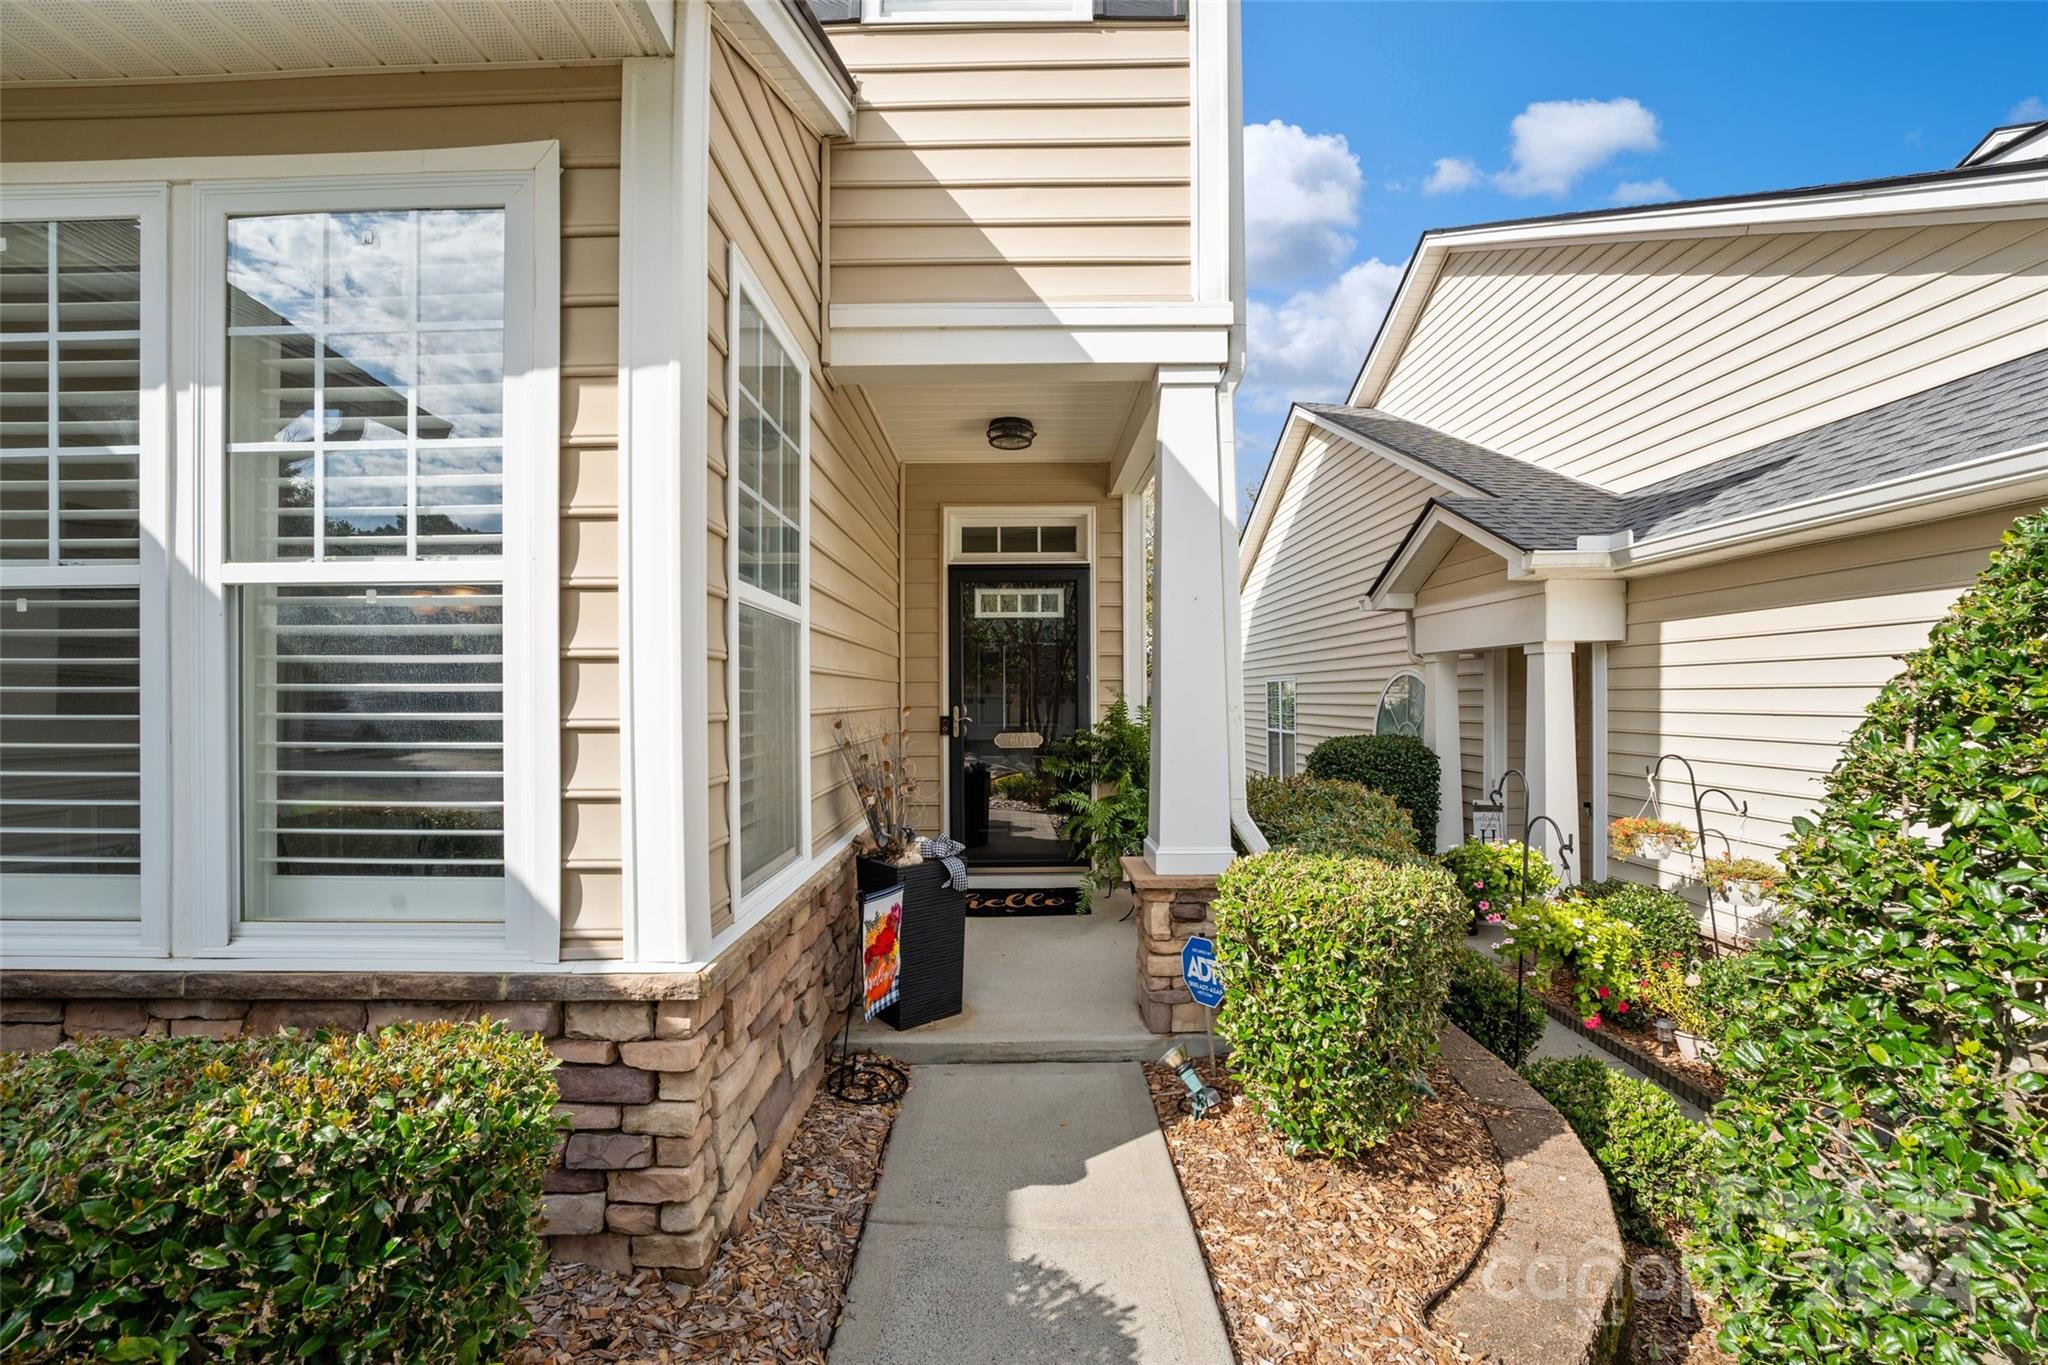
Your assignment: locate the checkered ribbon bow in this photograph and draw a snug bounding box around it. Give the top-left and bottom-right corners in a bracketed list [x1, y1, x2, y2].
[918, 837, 969, 891]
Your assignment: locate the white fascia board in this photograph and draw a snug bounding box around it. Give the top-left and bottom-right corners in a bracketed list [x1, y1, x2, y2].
[1295, 410, 1490, 499]
[1619, 444, 2048, 573]
[825, 322, 1229, 380]
[830, 302, 1238, 330]
[716, 1, 855, 138]
[1370, 506, 1531, 608]
[1237, 406, 1311, 587]
[624, 0, 678, 51]
[1350, 164, 2048, 408]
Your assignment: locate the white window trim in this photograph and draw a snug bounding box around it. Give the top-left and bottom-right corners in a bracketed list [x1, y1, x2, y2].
[0, 183, 172, 958]
[860, 0, 1093, 22]
[724, 244, 813, 936]
[1264, 678, 1295, 778]
[945, 507, 1092, 565]
[1377, 667, 1427, 742]
[0, 147, 561, 970]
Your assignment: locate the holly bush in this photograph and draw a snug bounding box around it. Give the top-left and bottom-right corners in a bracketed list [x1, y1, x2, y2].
[1438, 838, 1559, 923]
[1690, 511, 2048, 1363]
[1245, 775, 1422, 863]
[0, 1021, 559, 1361]
[1303, 733, 1440, 846]
[1524, 1055, 1709, 1244]
[1444, 946, 1546, 1067]
[1213, 849, 1465, 1155]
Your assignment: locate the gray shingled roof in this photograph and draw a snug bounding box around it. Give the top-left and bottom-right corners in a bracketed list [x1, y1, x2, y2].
[1321, 348, 2048, 554]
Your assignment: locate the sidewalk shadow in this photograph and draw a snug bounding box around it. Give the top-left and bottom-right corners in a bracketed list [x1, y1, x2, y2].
[998, 1253, 1142, 1365]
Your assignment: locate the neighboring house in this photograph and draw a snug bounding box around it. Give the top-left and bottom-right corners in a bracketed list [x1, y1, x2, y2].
[1241, 127, 2048, 930]
[0, 0, 1247, 1278]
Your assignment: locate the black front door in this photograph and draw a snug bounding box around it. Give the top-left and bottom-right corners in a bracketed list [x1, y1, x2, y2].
[948, 565, 1090, 867]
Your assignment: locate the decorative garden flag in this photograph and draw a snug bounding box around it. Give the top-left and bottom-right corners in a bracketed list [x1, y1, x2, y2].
[861, 884, 903, 1020]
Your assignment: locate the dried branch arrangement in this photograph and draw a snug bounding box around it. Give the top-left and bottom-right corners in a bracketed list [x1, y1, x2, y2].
[833, 709, 921, 862]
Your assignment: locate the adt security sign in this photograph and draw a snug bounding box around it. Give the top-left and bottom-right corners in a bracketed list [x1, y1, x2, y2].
[1181, 937, 1224, 1009]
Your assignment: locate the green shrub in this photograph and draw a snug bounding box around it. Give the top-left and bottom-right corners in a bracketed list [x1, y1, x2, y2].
[1505, 896, 1644, 1025]
[1303, 733, 1440, 845]
[0, 1022, 559, 1362]
[1444, 947, 1545, 1067]
[1691, 511, 2048, 1364]
[1438, 839, 1559, 922]
[1684, 950, 1754, 1047]
[1046, 695, 1150, 909]
[1214, 850, 1465, 1156]
[1522, 1056, 1708, 1244]
[1245, 775, 1421, 862]
[1588, 881, 1700, 967]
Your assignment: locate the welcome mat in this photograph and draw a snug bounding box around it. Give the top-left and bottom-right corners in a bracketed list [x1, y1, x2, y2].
[963, 886, 1080, 917]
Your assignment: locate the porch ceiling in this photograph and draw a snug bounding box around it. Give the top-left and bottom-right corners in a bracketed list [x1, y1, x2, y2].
[865, 378, 1148, 465]
[0, 0, 672, 85]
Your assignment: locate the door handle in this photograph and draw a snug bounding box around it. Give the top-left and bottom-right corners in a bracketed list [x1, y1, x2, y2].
[948, 704, 969, 736]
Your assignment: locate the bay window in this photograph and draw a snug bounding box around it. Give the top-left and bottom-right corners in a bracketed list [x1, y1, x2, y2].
[727, 250, 809, 912]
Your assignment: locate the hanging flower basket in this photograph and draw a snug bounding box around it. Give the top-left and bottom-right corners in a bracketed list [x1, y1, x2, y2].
[1608, 816, 1696, 862]
[1702, 854, 1783, 910]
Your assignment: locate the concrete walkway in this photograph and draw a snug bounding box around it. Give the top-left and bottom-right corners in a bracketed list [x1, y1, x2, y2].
[830, 1062, 1233, 1365]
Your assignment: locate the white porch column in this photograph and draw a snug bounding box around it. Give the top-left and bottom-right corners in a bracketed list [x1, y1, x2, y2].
[1425, 652, 1463, 852]
[1524, 641, 1579, 875]
[1145, 367, 1235, 875]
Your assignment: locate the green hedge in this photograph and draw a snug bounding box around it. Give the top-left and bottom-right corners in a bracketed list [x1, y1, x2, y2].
[0, 1022, 559, 1362]
[1213, 849, 1464, 1156]
[1302, 733, 1440, 845]
[1691, 510, 2048, 1363]
[1444, 946, 1545, 1068]
[1586, 882, 1700, 968]
[1522, 1056, 1707, 1245]
[1245, 775, 1421, 862]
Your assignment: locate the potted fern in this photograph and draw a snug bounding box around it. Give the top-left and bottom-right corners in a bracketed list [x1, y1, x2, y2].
[836, 712, 965, 1029]
[1045, 696, 1149, 911]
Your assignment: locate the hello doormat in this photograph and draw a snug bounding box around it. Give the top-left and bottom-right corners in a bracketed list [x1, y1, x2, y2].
[963, 886, 1080, 917]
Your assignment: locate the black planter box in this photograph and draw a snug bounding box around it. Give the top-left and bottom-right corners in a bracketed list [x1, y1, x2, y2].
[857, 855, 966, 1030]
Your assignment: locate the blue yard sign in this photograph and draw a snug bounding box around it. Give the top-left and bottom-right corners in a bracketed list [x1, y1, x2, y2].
[1181, 936, 1224, 1009]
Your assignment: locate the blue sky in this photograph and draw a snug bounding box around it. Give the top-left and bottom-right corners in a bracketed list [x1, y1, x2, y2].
[1233, 0, 2048, 502]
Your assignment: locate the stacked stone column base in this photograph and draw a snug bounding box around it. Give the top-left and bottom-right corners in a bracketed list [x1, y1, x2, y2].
[1125, 855, 1222, 1034]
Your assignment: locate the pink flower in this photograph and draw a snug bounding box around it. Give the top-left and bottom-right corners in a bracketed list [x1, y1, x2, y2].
[1596, 985, 1610, 1000]
[1472, 880, 1484, 889]
[1485, 913, 1503, 925]
[1585, 1015, 1602, 1029]
[1477, 900, 1492, 912]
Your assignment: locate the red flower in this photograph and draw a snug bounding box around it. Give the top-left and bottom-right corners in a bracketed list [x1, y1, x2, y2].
[1616, 1000, 1629, 1014]
[1585, 1014, 1602, 1029]
[1596, 985, 1610, 999]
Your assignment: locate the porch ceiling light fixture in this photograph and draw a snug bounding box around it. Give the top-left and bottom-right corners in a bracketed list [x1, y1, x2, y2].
[985, 416, 1035, 451]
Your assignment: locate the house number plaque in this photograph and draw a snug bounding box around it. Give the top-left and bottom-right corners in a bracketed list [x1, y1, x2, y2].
[993, 731, 1044, 750]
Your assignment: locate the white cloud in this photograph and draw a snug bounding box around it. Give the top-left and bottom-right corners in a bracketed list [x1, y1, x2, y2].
[1494, 97, 1661, 197]
[2010, 95, 2048, 123]
[1241, 257, 1406, 422]
[1423, 157, 1483, 195]
[1242, 119, 1363, 287]
[1611, 178, 1678, 205]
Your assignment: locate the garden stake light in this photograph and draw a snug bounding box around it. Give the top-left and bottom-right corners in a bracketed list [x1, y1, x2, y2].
[1160, 1043, 1222, 1121]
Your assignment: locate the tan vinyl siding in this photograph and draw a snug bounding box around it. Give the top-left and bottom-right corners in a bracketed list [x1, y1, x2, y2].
[708, 32, 904, 936]
[1240, 434, 1445, 772]
[901, 463, 1121, 840]
[1378, 219, 2048, 491]
[1, 66, 627, 958]
[823, 22, 1192, 305]
[1603, 503, 2034, 907]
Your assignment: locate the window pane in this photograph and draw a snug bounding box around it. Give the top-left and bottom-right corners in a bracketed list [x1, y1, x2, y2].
[0, 586, 141, 919]
[1377, 674, 1425, 739]
[960, 525, 998, 554]
[227, 210, 505, 563]
[0, 219, 143, 565]
[738, 603, 801, 894]
[241, 583, 504, 920]
[998, 525, 1037, 554]
[733, 293, 801, 607]
[1039, 524, 1078, 554]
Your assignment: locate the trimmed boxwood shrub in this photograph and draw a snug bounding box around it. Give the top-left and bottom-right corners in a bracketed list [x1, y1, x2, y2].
[1245, 775, 1421, 862]
[1587, 881, 1700, 967]
[1522, 1055, 1707, 1244]
[1213, 849, 1465, 1155]
[1303, 733, 1440, 844]
[1691, 511, 2048, 1364]
[1444, 946, 1545, 1067]
[0, 1021, 559, 1362]
[1438, 838, 1558, 922]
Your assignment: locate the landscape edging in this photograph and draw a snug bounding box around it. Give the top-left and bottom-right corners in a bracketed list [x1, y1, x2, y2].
[1431, 1024, 1628, 1365]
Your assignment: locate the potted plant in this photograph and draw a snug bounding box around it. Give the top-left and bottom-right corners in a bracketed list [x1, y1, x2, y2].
[836, 712, 965, 1030]
[1608, 815, 1697, 862]
[1702, 854, 1783, 910]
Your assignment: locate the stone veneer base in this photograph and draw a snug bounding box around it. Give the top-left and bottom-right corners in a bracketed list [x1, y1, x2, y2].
[1124, 854, 1221, 1035]
[0, 852, 860, 1284]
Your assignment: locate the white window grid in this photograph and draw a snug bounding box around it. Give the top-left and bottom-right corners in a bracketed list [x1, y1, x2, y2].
[975, 586, 1065, 619]
[1265, 678, 1296, 777]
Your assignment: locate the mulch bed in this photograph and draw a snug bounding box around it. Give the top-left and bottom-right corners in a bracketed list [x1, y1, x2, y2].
[1146, 1056, 1503, 1364]
[512, 1070, 902, 1364]
[1621, 1242, 1734, 1365]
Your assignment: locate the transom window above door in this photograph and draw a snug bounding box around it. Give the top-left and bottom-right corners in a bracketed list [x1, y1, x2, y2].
[952, 515, 1087, 562]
